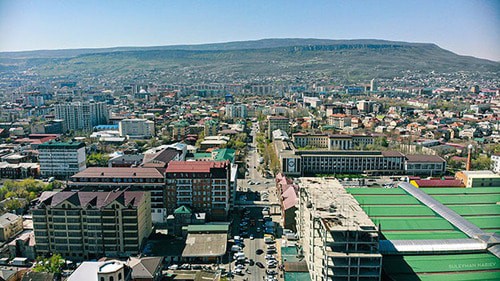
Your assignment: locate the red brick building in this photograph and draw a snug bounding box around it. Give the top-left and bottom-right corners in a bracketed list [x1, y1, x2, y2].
[165, 161, 232, 220]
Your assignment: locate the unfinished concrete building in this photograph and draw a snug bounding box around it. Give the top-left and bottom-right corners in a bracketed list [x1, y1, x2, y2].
[297, 177, 382, 281]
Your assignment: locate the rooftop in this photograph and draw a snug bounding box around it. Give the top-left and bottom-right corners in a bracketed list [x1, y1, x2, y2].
[165, 161, 228, 173]
[181, 233, 227, 257]
[299, 177, 376, 231]
[38, 141, 85, 149]
[37, 190, 147, 208]
[71, 167, 164, 179]
[406, 154, 445, 162]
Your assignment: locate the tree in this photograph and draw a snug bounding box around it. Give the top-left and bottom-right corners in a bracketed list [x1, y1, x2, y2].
[472, 155, 491, 170]
[33, 254, 65, 274]
[375, 137, 389, 148]
[4, 199, 23, 211]
[86, 153, 110, 167]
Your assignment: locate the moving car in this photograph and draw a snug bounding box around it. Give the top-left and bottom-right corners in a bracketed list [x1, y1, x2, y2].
[256, 262, 265, 268]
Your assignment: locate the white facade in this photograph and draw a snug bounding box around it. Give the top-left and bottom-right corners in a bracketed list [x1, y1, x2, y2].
[38, 142, 86, 178]
[225, 104, 247, 118]
[119, 119, 155, 138]
[491, 155, 500, 174]
[55, 102, 109, 132]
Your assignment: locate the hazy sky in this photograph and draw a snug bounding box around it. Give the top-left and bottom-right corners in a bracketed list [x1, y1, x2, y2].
[0, 0, 499, 61]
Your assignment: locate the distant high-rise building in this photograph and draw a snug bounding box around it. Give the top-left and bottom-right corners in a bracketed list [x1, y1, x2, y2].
[268, 116, 290, 139]
[370, 79, 378, 92]
[225, 104, 247, 119]
[118, 119, 155, 139]
[55, 102, 109, 132]
[204, 119, 219, 137]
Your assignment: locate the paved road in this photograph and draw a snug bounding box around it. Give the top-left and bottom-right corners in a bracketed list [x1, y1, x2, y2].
[229, 122, 284, 281]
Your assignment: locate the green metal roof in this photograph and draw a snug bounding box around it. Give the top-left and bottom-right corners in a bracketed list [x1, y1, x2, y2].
[186, 223, 229, 233]
[346, 188, 407, 195]
[361, 205, 437, 217]
[347, 187, 500, 281]
[382, 231, 468, 240]
[430, 194, 500, 205]
[173, 205, 192, 214]
[38, 141, 85, 149]
[448, 205, 500, 216]
[284, 272, 311, 281]
[384, 253, 500, 281]
[352, 194, 421, 205]
[372, 217, 459, 231]
[213, 148, 235, 162]
[193, 153, 211, 160]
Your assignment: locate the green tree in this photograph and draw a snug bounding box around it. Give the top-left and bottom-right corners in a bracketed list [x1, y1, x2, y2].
[472, 155, 491, 170]
[33, 254, 64, 274]
[375, 137, 389, 148]
[4, 199, 23, 211]
[86, 153, 110, 167]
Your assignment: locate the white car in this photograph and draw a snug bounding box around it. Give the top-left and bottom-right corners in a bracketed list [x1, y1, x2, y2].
[250, 235, 254, 240]
[265, 254, 274, 260]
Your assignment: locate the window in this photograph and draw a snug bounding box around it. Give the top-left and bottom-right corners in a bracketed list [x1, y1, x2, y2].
[100, 278, 105, 281]
[118, 273, 122, 280]
[110, 277, 114, 281]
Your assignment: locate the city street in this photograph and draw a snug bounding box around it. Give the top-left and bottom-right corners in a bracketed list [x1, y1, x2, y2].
[226, 122, 284, 281]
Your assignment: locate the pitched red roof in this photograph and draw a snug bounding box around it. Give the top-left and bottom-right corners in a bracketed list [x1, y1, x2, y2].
[39, 191, 146, 208]
[72, 167, 164, 179]
[406, 155, 445, 163]
[165, 161, 228, 173]
[413, 179, 464, 187]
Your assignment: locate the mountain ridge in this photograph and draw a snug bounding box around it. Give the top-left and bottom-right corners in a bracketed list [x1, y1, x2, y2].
[0, 38, 474, 59]
[0, 38, 498, 82]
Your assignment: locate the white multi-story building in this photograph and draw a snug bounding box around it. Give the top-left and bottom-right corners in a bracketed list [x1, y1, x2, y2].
[225, 104, 247, 119]
[38, 141, 86, 178]
[55, 102, 109, 132]
[118, 119, 155, 139]
[491, 154, 500, 174]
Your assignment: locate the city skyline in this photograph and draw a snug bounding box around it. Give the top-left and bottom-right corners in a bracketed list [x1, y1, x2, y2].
[0, 0, 499, 61]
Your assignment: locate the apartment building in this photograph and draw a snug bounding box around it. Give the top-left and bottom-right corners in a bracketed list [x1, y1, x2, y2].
[38, 141, 86, 178]
[32, 191, 152, 260]
[55, 102, 109, 132]
[204, 119, 219, 137]
[119, 119, 155, 139]
[225, 104, 248, 119]
[0, 213, 23, 241]
[297, 178, 382, 281]
[165, 161, 232, 220]
[68, 167, 166, 223]
[327, 114, 351, 129]
[170, 120, 190, 141]
[268, 116, 290, 139]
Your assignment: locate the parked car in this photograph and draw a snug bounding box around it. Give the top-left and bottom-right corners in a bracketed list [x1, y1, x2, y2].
[266, 269, 278, 275]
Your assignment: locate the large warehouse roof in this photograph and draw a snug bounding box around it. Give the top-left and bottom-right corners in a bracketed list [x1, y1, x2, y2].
[346, 185, 500, 280]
